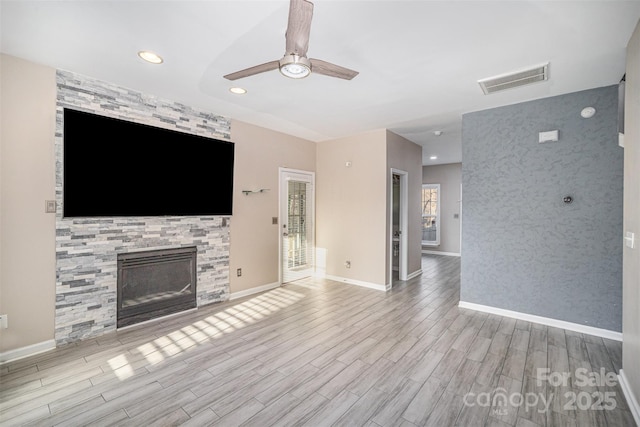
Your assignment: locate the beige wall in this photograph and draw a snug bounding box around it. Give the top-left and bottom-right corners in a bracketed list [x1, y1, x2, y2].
[422, 163, 462, 254]
[623, 19, 640, 411]
[316, 129, 388, 286]
[0, 55, 57, 352]
[386, 130, 423, 280]
[229, 120, 316, 294]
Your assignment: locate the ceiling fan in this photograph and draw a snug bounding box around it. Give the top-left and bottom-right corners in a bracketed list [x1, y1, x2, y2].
[224, 0, 358, 81]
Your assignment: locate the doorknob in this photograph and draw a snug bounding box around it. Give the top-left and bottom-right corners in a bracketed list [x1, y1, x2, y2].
[283, 232, 289, 237]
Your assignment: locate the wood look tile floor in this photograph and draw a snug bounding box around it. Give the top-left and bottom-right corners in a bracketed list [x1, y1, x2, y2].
[0, 255, 635, 426]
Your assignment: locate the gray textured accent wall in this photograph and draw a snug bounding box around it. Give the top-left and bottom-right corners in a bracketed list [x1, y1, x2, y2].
[461, 85, 623, 331]
[55, 70, 232, 344]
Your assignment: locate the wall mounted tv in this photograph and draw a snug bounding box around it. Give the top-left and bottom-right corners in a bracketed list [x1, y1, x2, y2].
[63, 108, 234, 217]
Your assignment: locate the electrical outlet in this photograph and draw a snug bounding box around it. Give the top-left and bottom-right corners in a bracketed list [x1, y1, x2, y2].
[0, 314, 8, 329]
[237, 268, 242, 277]
[345, 261, 351, 269]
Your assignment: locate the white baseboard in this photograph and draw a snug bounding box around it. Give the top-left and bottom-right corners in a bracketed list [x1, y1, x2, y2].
[458, 301, 622, 341]
[0, 339, 56, 365]
[422, 250, 461, 257]
[324, 275, 387, 292]
[229, 282, 280, 301]
[619, 369, 640, 425]
[406, 269, 423, 280]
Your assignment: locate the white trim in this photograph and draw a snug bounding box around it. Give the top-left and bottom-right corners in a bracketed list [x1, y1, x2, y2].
[229, 282, 280, 301]
[422, 250, 461, 257]
[325, 274, 387, 292]
[458, 301, 622, 341]
[406, 269, 423, 280]
[0, 339, 56, 365]
[619, 369, 640, 426]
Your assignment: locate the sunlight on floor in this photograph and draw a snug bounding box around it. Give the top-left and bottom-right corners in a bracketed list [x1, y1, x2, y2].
[106, 287, 306, 381]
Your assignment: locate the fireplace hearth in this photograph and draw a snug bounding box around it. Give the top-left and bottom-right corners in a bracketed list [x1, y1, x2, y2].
[117, 246, 197, 328]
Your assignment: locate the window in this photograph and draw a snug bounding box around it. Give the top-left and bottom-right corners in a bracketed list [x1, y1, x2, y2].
[422, 184, 440, 245]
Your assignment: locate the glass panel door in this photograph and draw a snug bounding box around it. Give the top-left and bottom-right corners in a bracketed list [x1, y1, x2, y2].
[280, 170, 315, 283]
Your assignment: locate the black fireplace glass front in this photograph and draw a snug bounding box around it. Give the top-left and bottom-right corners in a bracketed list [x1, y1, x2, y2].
[117, 246, 197, 327]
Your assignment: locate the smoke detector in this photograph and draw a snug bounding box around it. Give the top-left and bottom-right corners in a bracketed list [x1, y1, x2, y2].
[478, 63, 549, 95]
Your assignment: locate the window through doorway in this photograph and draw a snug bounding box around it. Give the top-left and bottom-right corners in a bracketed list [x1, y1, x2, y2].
[422, 184, 440, 246]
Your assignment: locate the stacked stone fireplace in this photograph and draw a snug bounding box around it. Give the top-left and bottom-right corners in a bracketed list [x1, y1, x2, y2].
[54, 70, 232, 345]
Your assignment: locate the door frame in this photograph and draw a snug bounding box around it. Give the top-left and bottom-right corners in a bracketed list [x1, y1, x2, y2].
[389, 168, 409, 286]
[278, 167, 316, 284]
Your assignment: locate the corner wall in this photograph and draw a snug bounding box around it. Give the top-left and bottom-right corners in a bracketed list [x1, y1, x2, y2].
[461, 85, 623, 331]
[229, 120, 315, 295]
[387, 130, 423, 281]
[316, 130, 387, 286]
[0, 54, 57, 352]
[622, 18, 640, 420]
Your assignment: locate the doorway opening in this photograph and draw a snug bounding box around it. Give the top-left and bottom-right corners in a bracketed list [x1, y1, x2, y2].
[390, 169, 408, 286]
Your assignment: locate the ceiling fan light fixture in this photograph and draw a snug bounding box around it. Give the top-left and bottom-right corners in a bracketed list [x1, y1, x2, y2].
[279, 54, 311, 79]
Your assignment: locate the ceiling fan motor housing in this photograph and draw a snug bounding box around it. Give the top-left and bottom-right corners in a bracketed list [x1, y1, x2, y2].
[279, 54, 311, 79]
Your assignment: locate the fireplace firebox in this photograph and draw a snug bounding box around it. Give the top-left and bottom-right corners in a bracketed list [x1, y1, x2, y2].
[117, 246, 197, 328]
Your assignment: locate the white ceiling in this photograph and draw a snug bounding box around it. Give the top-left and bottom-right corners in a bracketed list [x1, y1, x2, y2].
[2, 1, 639, 165]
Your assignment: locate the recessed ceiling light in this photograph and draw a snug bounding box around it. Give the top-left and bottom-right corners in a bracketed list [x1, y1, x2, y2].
[434, 131, 443, 136]
[430, 156, 438, 160]
[229, 87, 247, 95]
[138, 51, 163, 64]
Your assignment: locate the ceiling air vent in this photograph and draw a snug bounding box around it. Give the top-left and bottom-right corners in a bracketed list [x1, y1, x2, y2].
[478, 63, 549, 95]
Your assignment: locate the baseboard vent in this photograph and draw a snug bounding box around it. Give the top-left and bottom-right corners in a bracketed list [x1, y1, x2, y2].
[478, 63, 549, 95]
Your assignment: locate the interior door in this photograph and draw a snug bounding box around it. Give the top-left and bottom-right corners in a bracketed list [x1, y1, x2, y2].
[280, 169, 315, 284]
[389, 169, 408, 285]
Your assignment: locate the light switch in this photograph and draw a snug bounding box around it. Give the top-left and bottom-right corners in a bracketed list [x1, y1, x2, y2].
[625, 232, 635, 249]
[45, 200, 56, 213]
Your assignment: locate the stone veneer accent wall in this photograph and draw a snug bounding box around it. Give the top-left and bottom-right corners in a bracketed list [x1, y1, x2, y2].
[55, 70, 232, 344]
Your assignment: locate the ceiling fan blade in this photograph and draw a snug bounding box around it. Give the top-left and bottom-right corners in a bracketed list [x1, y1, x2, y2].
[223, 60, 280, 81]
[285, 0, 314, 56]
[310, 58, 359, 80]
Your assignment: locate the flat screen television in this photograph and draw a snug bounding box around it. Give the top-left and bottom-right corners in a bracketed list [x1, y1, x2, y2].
[63, 108, 234, 217]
